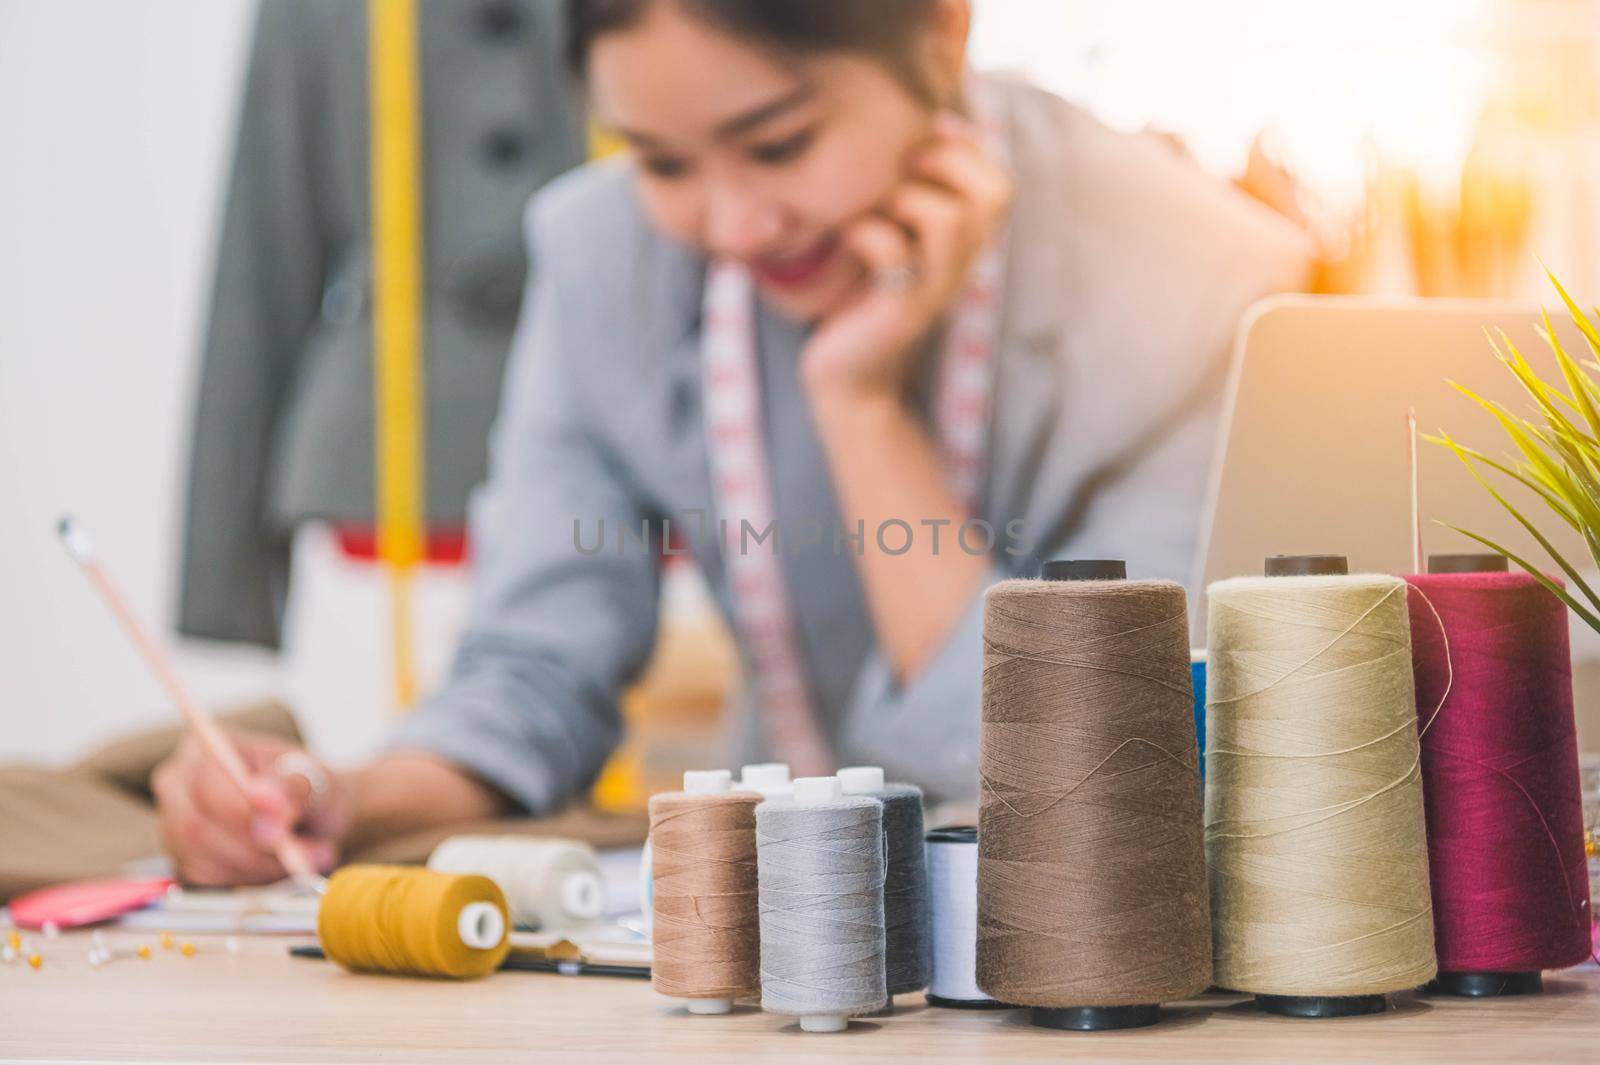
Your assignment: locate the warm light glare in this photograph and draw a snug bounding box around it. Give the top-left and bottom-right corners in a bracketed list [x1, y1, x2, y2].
[972, 0, 1498, 204]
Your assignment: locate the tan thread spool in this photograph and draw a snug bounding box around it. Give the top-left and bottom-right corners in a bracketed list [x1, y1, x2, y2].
[1206, 564, 1437, 1012]
[977, 565, 1212, 1030]
[648, 770, 761, 1013]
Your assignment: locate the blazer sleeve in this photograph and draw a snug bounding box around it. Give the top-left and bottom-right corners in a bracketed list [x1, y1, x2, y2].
[176, 3, 326, 648]
[386, 195, 662, 814]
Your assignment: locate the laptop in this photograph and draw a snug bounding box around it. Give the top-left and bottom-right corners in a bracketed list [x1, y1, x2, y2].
[1192, 295, 1599, 747]
[1195, 294, 1591, 609]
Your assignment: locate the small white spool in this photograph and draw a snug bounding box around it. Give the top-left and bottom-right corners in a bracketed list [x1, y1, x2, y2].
[925, 826, 995, 1006]
[790, 775, 850, 1034]
[739, 762, 793, 798]
[456, 901, 506, 950]
[681, 768, 735, 1016]
[559, 870, 604, 922]
[427, 836, 604, 931]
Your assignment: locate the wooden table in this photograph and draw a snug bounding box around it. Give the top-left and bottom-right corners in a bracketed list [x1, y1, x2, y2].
[3, 930, 1596, 1063]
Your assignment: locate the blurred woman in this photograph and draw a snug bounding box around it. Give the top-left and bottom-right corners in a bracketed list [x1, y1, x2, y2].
[155, 0, 1307, 885]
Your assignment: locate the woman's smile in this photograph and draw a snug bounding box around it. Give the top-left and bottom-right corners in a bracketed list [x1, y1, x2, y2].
[748, 234, 841, 290]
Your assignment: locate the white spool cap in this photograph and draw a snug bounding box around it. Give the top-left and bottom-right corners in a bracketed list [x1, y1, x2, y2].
[836, 765, 885, 795]
[800, 1014, 848, 1033]
[793, 775, 842, 802]
[687, 997, 733, 1015]
[560, 870, 605, 921]
[683, 769, 732, 794]
[456, 901, 506, 950]
[738, 762, 791, 795]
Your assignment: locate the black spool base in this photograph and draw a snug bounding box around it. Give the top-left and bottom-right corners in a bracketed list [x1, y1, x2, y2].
[1256, 994, 1388, 1018]
[1030, 1004, 1161, 1031]
[1429, 971, 1543, 997]
[925, 993, 1016, 1010]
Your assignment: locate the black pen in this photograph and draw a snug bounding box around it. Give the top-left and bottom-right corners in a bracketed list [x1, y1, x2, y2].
[289, 943, 651, 979]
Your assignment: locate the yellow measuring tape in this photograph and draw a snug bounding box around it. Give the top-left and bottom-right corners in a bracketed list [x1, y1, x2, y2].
[369, 0, 423, 711]
[365, 0, 624, 723]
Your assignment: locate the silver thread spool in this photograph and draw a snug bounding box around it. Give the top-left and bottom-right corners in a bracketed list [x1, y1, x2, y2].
[756, 775, 887, 1033]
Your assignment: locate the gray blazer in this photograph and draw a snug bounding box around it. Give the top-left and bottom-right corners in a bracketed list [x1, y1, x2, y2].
[391, 75, 1311, 806]
[178, 0, 584, 648]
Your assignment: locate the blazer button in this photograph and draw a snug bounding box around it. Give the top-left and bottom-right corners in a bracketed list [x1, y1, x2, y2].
[475, 1, 522, 39]
[482, 128, 527, 168]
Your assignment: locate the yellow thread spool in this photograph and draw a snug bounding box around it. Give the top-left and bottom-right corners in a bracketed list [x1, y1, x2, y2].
[318, 866, 511, 979]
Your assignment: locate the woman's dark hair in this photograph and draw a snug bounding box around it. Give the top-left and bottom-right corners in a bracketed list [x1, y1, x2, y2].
[566, 0, 941, 102]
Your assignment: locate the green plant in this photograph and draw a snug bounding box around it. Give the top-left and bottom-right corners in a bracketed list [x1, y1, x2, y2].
[1428, 274, 1600, 634]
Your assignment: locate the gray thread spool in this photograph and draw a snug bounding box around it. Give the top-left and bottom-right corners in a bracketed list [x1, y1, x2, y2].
[756, 775, 887, 1033]
[838, 766, 931, 1000]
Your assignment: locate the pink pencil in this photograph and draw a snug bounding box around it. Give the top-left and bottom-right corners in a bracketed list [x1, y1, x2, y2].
[57, 517, 324, 892]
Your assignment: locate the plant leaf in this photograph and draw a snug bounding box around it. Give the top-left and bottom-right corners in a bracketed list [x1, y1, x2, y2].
[1439, 433, 1600, 615]
[1435, 522, 1600, 632]
[1448, 381, 1600, 532]
[1547, 269, 1600, 362]
[1540, 308, 1600, 441]
[1490, 329, 1599, 447]
[1424, 432, 1580, 530]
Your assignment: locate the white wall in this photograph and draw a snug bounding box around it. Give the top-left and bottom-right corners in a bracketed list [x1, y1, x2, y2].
[0, 0, 277, 763]
[0, 0, 480, 768]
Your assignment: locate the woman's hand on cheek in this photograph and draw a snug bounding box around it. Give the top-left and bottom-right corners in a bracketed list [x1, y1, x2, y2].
[800, 113, 1013, 406]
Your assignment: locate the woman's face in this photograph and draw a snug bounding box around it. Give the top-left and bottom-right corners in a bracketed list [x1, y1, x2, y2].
[588, 2, 949, 323]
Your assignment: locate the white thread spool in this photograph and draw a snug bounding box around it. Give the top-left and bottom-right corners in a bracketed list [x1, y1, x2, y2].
[739, 762, 793, 798]
[427, 836, 604, 932]
[925, 826, 1004, 1007]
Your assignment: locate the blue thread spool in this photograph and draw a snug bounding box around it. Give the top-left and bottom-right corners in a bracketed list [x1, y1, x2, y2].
[1191, 651, 1206, 783]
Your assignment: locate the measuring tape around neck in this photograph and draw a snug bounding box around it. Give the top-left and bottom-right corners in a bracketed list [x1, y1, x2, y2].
[701, 82, 1009, 774]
